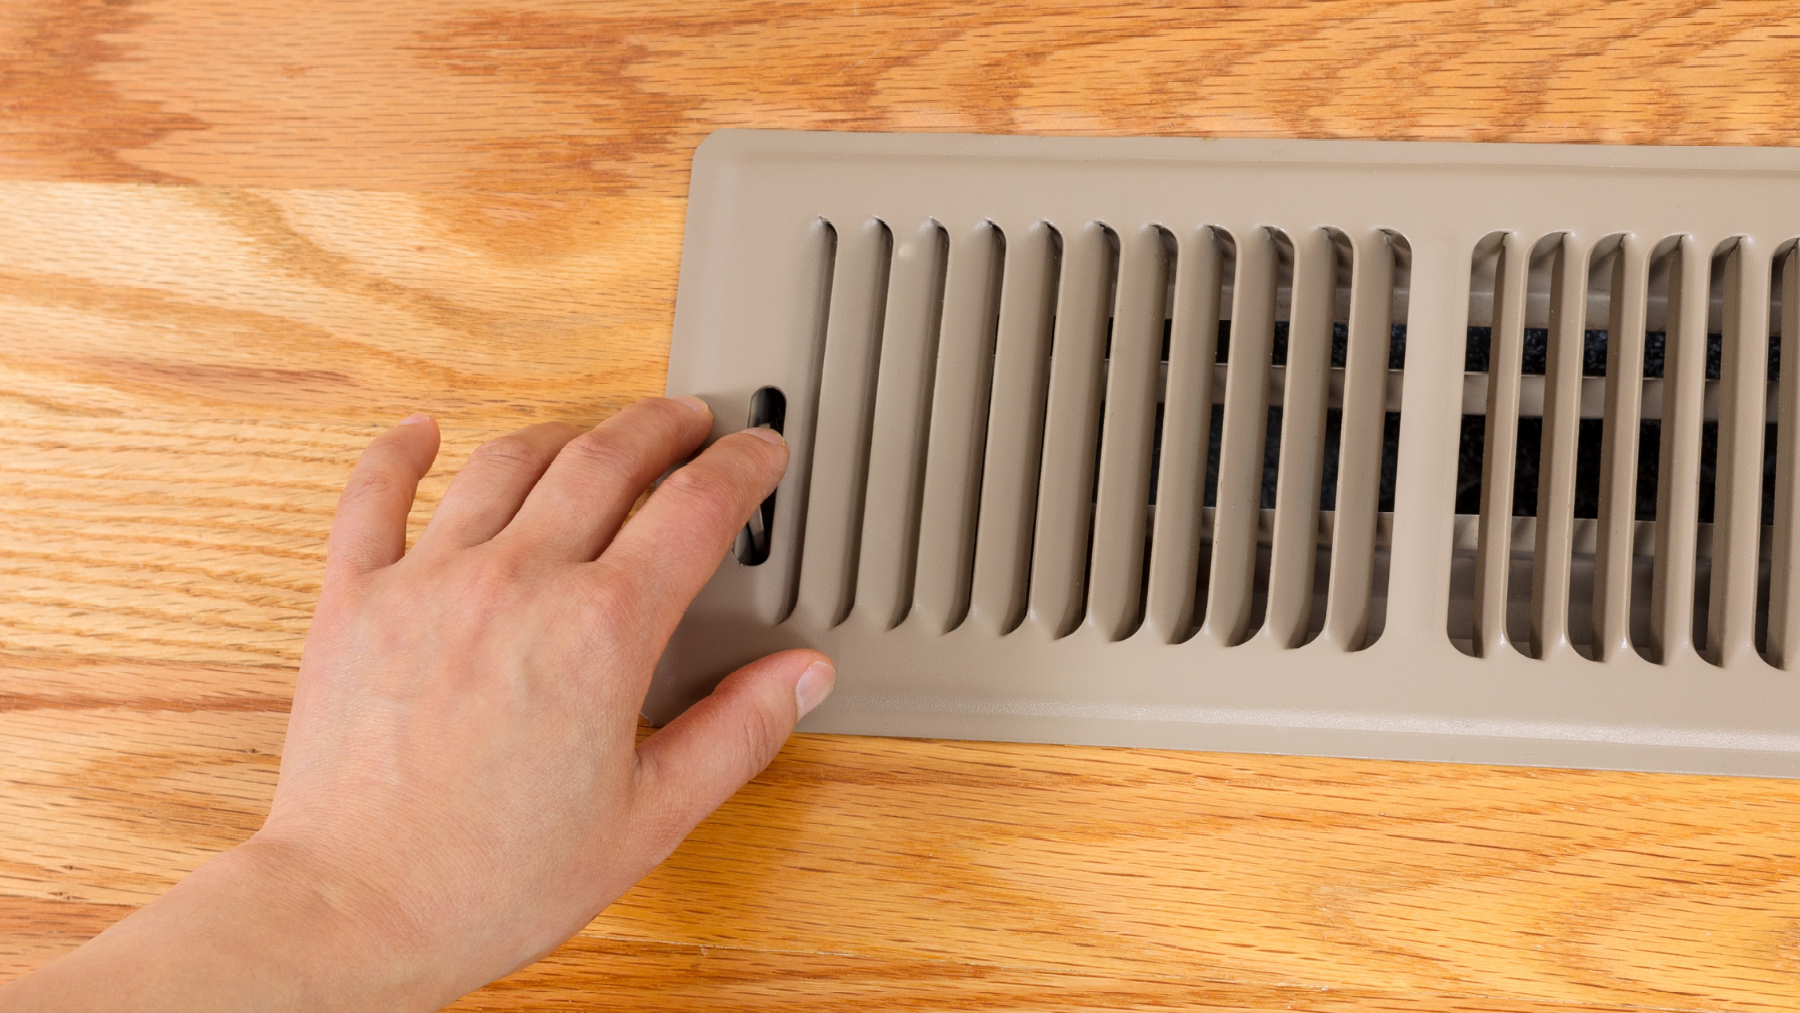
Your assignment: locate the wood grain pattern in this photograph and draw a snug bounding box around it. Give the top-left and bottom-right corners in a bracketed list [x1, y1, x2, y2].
[7, 1, 1800, 195]
[3, 1, 1800, 1009]
[0, 184, 674, 422]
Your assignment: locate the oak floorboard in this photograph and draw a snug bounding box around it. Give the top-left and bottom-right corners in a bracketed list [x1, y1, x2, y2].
[0, 183, 674, 423]
[0, 895, 1742, 1013]
[0, 896, 134, 979]
[458, 934, 1760, 1013]
[3, 699, 1799, 1008]
[5, 2, 1800, 195]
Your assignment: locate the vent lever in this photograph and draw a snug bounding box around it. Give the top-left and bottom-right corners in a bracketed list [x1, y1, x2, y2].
[735, 386, 786, 565]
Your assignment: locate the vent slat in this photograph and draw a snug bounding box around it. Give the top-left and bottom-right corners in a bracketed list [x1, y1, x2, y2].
[1028, 223, 1117, 638]
[762, 219, 838, 625]
[1383, 237, 1448, 645]
[1708, 239, 1772, 668]
[1201, 228, 1279, 646]
[968, 220, 1060, 634]
[1319, 231, 1395, 650]
[1088, 225, 1171, 640]
[1769, 247, 1800, 667]
[913, 222, 1005, 634]
[1591, 234, 1652, 662]
[1647, 236, 1710, 663]
[1530, 235, 1587, 660]
[1264, 228, 1337, 648]
[1473, 232, 1532, 657]
[1143, 228, 1224, 643]
[855, 220, 949, 630]
[793, 219, 893, 629]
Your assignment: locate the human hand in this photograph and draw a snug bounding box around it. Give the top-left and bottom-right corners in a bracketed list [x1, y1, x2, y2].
[1, 397, 833, 1012]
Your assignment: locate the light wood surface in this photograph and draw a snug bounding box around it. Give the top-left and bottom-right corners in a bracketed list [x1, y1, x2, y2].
[3, 2, 1800, 1009]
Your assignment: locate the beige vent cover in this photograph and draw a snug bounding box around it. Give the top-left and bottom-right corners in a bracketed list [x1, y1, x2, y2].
[649, 129, 1800, 777]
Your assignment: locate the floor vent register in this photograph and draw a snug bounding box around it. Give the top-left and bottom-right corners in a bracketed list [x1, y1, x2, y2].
[651, 129, 1800, 777]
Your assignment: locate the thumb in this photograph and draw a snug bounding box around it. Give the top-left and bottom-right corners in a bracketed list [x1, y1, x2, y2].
[632, 649, 835, 842]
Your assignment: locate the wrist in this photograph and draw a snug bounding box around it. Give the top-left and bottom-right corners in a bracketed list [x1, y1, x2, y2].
[211, 835, 426, 1001]
[1, 837, 442, 1013]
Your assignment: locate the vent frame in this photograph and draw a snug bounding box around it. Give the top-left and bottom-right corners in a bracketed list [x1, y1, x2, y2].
[654, 129, 1800, 777]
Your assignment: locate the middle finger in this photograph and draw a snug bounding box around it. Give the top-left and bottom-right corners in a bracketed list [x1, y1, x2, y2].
[500, 396, 713, 560]
[418, 421, 582, 551]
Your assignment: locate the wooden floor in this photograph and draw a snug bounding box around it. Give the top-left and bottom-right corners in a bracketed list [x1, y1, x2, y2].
[4, 3, 1800, 1008]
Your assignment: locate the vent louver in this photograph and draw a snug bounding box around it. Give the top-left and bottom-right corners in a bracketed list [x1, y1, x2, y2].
[652, 130, 1800, 777]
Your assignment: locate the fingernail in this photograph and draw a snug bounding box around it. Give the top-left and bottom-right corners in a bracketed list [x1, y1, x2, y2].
[398, 413, 431, 426]
[795, 660, 835, 718]
[673, 395, 710, 416]
[742, 426, 785, 446]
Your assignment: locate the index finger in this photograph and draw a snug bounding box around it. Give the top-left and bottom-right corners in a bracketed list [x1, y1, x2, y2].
[586, 427, 787, 662]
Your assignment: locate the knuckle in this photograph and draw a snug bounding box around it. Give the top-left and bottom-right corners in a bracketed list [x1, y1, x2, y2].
[559, 430, 643, 484]
[729, 428, 786, 462]
[735, 692, 788, 775]
[576, 575, 648, 659]
[715, 434, 786, 487]
[339, 465, 406, 509]
[585, 571, 641, 624]
[468, 547, 527, 591]
[579, 564, 648, 638]
[659, 464, 747, 522]
[627, 396, 693, 428]
[448, 551, 534, 623]
[469, 434, 546, 472]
